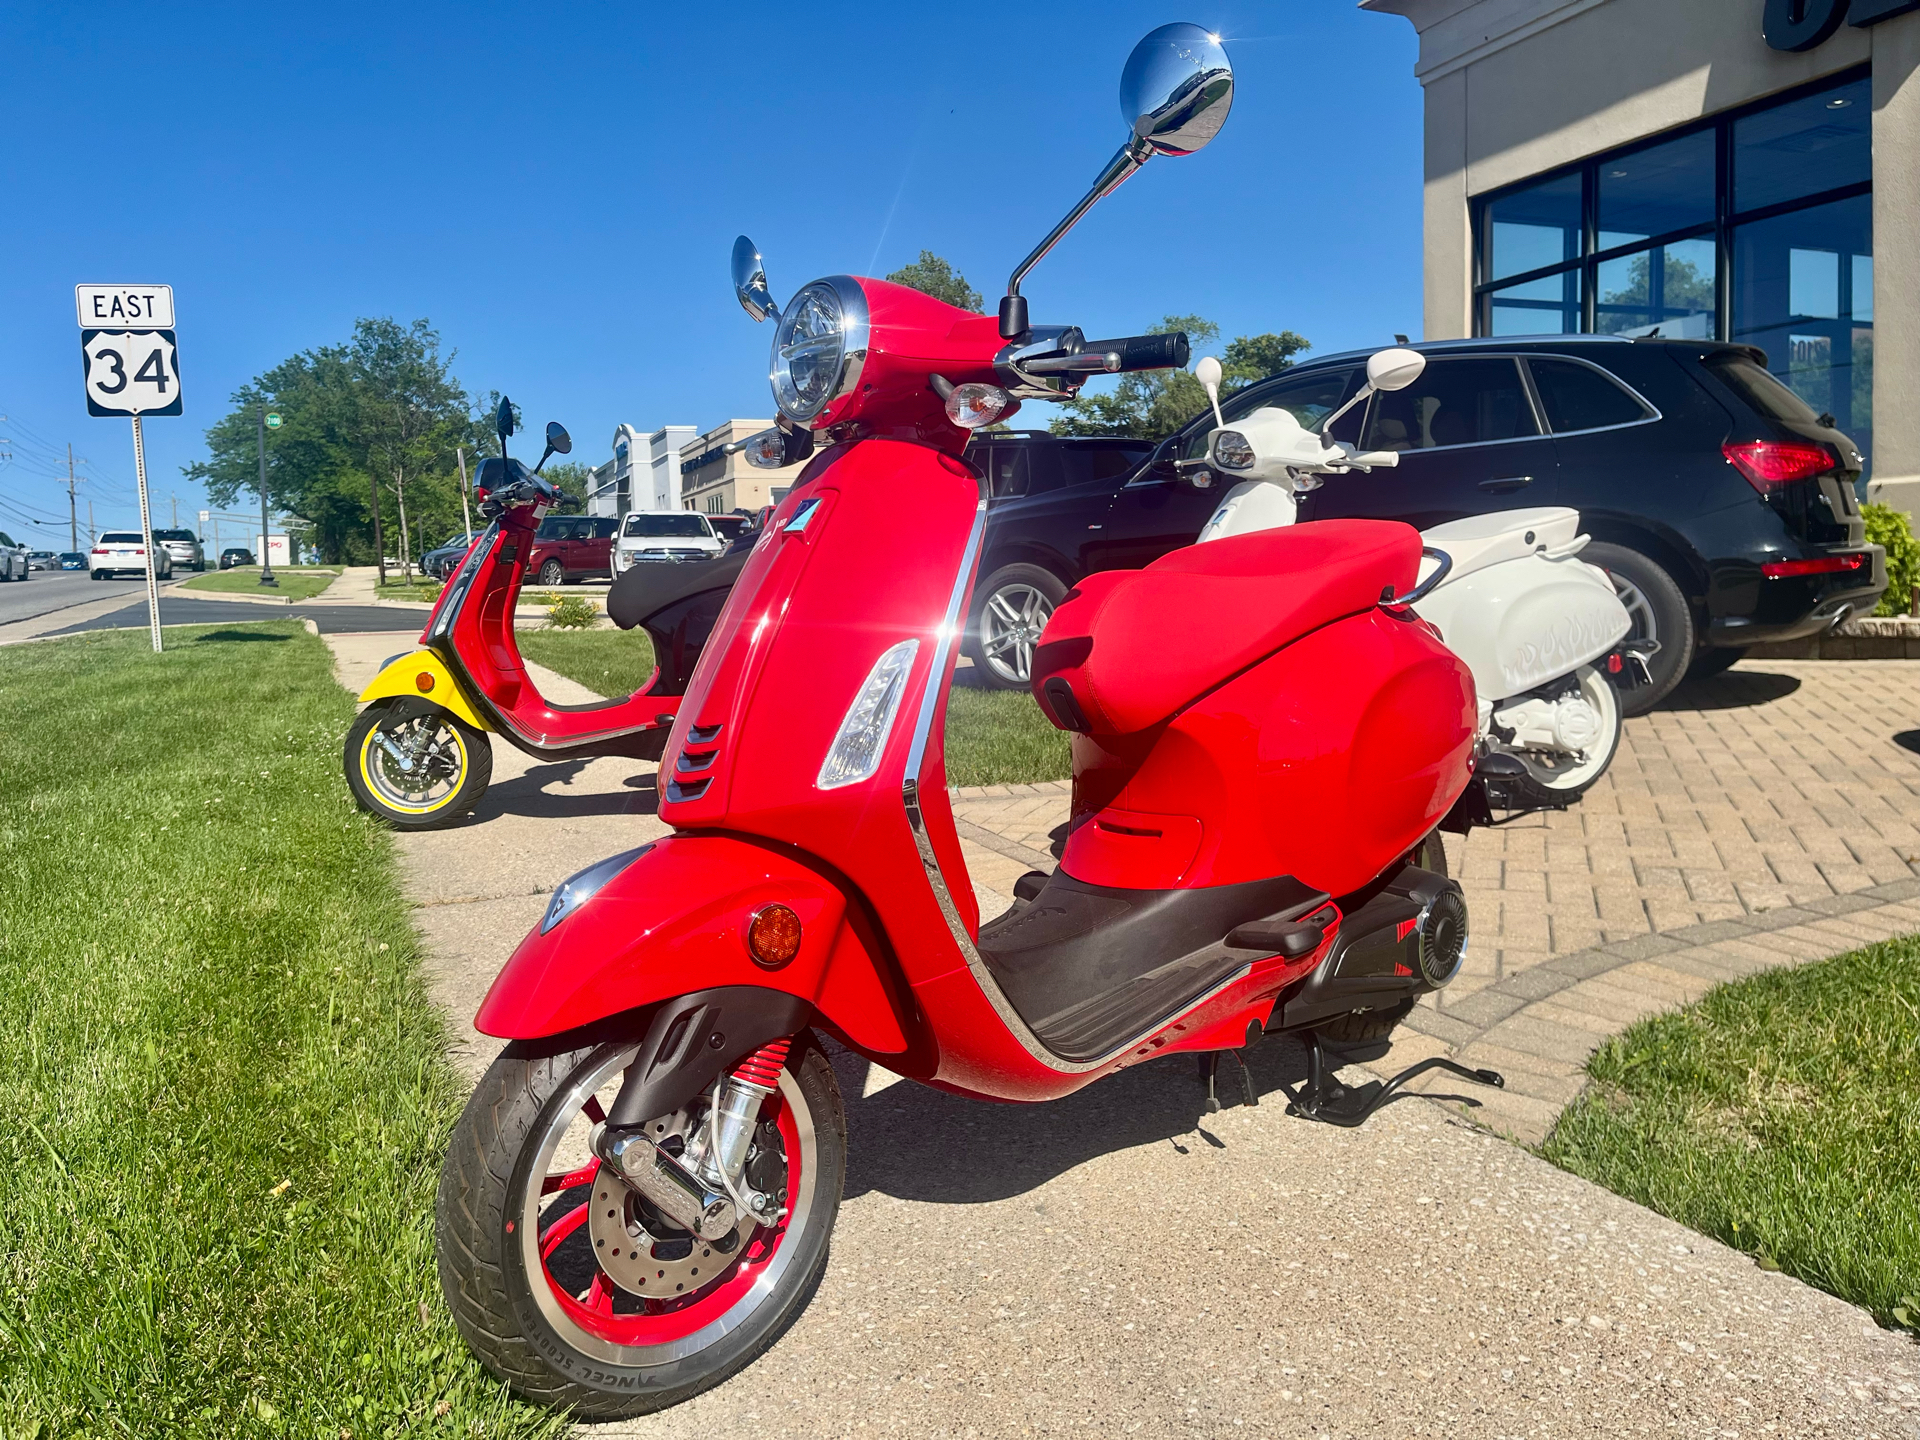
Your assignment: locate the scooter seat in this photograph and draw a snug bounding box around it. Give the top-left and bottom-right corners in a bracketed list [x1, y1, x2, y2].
[1030, 519, 1422, 736]
[1419, 507, 1580, 585]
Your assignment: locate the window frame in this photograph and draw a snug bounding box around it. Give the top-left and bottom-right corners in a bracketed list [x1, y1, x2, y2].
[1472, 66, 1871, 341]
[1356, 355, 1548, 456]
[1519, 354, 1663, 437]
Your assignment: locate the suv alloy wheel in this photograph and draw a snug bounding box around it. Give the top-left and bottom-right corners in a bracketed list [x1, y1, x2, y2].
[969, 564, 1067, 690]
[1583, 542, 1695, 715]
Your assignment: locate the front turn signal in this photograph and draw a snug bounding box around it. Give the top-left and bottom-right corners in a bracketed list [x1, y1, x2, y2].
[747, 904, 802, 968]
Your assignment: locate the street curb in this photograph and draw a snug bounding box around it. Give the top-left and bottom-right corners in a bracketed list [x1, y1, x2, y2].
[1385, 877, 1920, 1143]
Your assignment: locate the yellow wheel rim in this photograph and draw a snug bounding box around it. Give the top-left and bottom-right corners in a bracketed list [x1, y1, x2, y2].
[358, 713, 467, 815]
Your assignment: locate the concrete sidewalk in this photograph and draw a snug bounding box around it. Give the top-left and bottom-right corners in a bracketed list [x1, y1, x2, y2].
[321, 635, 1919, 1436]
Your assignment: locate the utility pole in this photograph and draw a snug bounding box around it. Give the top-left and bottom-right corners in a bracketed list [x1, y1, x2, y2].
[170, 492, 177, 528]
[87, 501, 95, 549]
[257, 404, 278, 587]
[66, 445, 80, 552]
[456, 446, 472, 537]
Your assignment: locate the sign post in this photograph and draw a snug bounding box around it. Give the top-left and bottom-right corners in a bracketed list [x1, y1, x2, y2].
[257, 407, 278, 587]
[76, 284, 180, 653]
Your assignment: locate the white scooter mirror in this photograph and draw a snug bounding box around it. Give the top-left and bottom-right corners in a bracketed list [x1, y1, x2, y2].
[1366, 347, 1426, 392]
[1195, 355, 1224, 428]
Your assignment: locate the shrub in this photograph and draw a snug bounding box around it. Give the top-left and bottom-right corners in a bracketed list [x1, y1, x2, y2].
[540, 591, 598, 629]
[1863, 501, 1920, 616]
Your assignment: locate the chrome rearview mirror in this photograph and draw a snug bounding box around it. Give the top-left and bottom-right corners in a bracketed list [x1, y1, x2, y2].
[732, 235, 778, 324]
[999, 24, 1234, 339]
[1120, 23, 1235, 158]
[1366, 347, 1426, 392]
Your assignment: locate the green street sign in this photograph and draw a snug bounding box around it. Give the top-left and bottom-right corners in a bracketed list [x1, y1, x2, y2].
[265, 412, 282, 429]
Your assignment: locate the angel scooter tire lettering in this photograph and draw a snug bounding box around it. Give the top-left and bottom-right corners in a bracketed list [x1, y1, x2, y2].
[435, 1034, 845, 1418]
[344, 699, 493, 829]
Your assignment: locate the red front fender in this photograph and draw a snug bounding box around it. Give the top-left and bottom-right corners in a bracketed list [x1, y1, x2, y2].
[473, 833, 912, 1057]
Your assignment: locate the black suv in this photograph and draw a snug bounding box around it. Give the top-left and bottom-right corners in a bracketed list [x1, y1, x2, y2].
[1152, 336, 1883, 711]
[961, 430, 1182, 686]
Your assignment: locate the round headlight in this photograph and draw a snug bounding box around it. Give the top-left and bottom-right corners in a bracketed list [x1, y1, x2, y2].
[770, 278, 869, 425]
[1213, 430, 1255, 470]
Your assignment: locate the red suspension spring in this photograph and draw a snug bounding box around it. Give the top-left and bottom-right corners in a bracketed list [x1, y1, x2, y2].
[731, 1036, 793, 1091]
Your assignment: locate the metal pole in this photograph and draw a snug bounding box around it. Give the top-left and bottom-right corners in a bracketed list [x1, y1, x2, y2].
[66, 444, 78, 552]
[132, 416, 162, 653]
[456, 445, 472, 538]
[257, 404, 278, 586]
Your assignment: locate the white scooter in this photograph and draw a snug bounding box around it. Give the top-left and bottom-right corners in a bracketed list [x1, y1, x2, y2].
[1191, 348, 1645, 813]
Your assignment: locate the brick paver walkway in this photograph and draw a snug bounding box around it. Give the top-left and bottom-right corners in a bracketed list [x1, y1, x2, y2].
[950, 659, 1920, 1139]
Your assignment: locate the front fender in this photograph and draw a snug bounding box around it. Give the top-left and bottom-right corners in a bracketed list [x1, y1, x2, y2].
[473, 833, 912, 1058]
[357, 650, 489, 731]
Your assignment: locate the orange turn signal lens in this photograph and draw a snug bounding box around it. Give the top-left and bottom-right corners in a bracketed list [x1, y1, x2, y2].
[747, 904, 802, 968]
[415, 672, 436, 692]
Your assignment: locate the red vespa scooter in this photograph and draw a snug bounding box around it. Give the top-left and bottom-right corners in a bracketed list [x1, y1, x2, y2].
[436, 26, 1501, 1417]
[344, 406, 681, 828]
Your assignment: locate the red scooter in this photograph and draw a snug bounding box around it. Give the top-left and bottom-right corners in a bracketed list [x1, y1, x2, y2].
[345, 407, 683, 828]
[436, 26, 1500, 1416]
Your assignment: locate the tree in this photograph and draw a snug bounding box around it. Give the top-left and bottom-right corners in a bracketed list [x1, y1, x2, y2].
[542, 461, 593, 514]
[885, 251, 982, 312]
[1048, 316, 1311, 440]
[186, 318, 486, 573]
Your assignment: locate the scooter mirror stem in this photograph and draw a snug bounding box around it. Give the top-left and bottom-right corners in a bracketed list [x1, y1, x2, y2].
[1195, 355, 1225, 428]
[1318, 383, 1374, 438]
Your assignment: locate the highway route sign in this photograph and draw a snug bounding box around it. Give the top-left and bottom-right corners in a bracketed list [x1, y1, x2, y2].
[81, 329, 182, 416]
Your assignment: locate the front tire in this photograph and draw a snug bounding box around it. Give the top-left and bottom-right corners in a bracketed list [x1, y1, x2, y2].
[437, 1034, 845, 1418]
[967, 563, 1067, 690]
[344, 701, 492, 829]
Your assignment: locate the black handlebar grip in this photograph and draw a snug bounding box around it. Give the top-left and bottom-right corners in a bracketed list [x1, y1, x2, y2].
[1080, 331, 1190, 373]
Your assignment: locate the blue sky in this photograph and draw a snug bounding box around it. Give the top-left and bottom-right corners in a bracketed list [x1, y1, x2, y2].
[0, 2, 1423, 541]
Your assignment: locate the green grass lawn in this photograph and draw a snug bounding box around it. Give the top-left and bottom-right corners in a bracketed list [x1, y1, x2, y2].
[517, 629, 1072, 786]
[1544, 938, 1920, 1333]
[181, 567, 339, 602]
[0, 623, 560, 1438]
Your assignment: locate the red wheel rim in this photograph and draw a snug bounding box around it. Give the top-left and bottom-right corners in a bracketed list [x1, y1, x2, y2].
[535, 1085, 801, 1348]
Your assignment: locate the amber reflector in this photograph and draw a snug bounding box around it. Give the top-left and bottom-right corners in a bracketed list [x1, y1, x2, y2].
[415, 672, 436, 692]
[747, 904, 802, 968]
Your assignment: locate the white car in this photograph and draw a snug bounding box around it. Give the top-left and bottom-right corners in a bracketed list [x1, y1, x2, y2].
[611, 511, 725, 573]
[90, 531, 174, 580]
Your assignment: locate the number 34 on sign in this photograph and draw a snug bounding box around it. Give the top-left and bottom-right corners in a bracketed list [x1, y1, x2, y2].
[81, 329, 182, 417]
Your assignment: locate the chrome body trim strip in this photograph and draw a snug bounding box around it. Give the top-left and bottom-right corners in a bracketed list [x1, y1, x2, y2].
[897, 472, 1258, 1076]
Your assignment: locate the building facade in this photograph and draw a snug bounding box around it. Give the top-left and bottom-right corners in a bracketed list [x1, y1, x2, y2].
[1364, 0, 1920, 511]
[585, 423, 698, 516]
[677, 420, 812, 515]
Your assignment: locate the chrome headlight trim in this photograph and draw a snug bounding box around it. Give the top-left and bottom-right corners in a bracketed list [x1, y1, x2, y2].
[769, 276, 869, 426]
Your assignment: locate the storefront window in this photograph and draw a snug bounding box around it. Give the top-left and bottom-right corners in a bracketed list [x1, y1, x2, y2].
[1474, 68, 1873, 470]
[1597, 129, 1714, 249]
[1732, 192, 1872, 457]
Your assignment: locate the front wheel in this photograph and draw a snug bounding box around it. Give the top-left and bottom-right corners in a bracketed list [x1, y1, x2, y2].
[344, 701, 492, 829]
[539, 559, 566, 586]
[437, 1034, 845, 1418]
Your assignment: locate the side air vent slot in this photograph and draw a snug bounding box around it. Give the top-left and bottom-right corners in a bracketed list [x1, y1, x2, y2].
[665, 777, 712, 803]
[687, 722, 724, 744]
[674, 749, 718, 775]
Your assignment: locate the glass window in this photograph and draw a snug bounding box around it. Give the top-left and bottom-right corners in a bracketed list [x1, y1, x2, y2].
[1597, 130, 1714, 249]
[1527, 358, 1652, 432]
[1181, 369, 1358, 460]
[1594, 237, 1718, 337]
[593, 518, 618, 538]
[1732, 192, 1871, 450]
[623, 513, 711, 538]
[1734, 77, 1870, 215]
[1058, 441, 1152, 489]
[988, 444, 1029, 498]
[1362, 359, 1538, 452]
[1487, 271, 1582, 335]
[1705, 354, 1823, 426]
[1485, 172, 1582, 282]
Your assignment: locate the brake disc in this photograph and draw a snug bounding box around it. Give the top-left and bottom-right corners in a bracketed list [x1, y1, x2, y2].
[588, 1111, 788, 1301]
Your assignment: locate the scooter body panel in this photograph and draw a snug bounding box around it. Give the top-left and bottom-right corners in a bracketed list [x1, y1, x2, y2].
[472, 832, 912, 1059]
[357, 650, 491, 732]
[1413, 554, 1629, 701]
[1064, 607, 1477, 895]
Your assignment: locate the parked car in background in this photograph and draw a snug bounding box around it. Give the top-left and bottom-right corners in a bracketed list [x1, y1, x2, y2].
[219, 547, 255, 569]
[611, 511, 725, 574]
[958, 431, 1164, 686]
[0, 532, 30, 581]
[1160, 335, 1882, 711]
[527, 514, 618, 585]
[422, 530, 482, 580]
[91, 531, 173, 580]
[151, 528, 205, 572]
[708, 513, 754, 545]
[27, 551, 57, 571]
[58, 552, 86, 570]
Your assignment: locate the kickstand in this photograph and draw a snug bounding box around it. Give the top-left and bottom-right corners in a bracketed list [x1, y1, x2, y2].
[1198, 1049, 1259, 1114]
[1277, 1028, 1504, 1128]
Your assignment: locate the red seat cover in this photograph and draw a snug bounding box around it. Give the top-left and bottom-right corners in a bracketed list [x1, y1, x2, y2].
[1030, 520, 1421, 735]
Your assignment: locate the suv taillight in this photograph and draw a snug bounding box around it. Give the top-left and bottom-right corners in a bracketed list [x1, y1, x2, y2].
[1722, 439, 1834, 493]
[1761, 553, 1866, 579]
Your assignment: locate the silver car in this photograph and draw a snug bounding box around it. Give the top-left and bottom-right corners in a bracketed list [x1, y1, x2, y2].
[151, 528, 206, 572]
